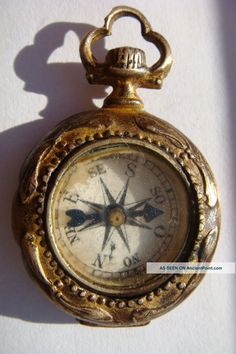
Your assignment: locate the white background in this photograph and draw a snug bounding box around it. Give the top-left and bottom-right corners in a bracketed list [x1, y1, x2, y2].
[0, 1, 235, 353]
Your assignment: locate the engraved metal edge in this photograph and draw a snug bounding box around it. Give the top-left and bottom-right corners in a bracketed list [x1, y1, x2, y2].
[13, 111, 220, 326]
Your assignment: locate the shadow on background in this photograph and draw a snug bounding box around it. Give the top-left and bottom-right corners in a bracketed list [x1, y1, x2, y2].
[219, 1, 236, 173]
[0, 22, 107, 323]
[218, 0, 236, 330]
[219, 5, 236, 245]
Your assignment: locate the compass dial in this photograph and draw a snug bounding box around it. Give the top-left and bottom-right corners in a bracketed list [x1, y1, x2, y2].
[46, 141, 190, 296]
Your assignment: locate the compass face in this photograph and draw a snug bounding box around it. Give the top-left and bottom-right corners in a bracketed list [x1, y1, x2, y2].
[46, 141, 190, 296]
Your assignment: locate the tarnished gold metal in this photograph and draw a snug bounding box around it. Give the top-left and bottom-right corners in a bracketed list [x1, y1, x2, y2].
[80, 6, 172, 108]
[12, 6, 220, 327]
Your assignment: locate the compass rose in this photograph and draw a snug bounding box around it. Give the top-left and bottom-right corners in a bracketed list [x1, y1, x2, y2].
[66, 178, 164, 252]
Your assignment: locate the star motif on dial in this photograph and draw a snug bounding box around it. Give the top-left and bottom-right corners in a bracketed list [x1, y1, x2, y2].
[65, 178, 164, 252]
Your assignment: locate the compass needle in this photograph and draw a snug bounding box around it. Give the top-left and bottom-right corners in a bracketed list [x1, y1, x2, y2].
[66, 209, 102, 228]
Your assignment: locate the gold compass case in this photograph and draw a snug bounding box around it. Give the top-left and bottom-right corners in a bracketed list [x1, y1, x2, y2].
[12, 6, 220, 327]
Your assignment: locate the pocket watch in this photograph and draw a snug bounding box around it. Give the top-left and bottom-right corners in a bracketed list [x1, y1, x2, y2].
[12, 6, 220, 327]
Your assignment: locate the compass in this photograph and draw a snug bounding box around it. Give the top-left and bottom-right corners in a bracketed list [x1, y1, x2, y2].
[12, 6, 220, 326]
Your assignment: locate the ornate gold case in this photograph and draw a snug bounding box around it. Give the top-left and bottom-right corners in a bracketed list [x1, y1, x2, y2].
[12, 6, 220, 327]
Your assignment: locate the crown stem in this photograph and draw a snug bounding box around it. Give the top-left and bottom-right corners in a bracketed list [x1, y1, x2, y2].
[103, 80, 143, 108]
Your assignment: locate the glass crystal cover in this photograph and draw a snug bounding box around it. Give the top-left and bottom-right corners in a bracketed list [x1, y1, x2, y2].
[46, 141, 190, 296]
